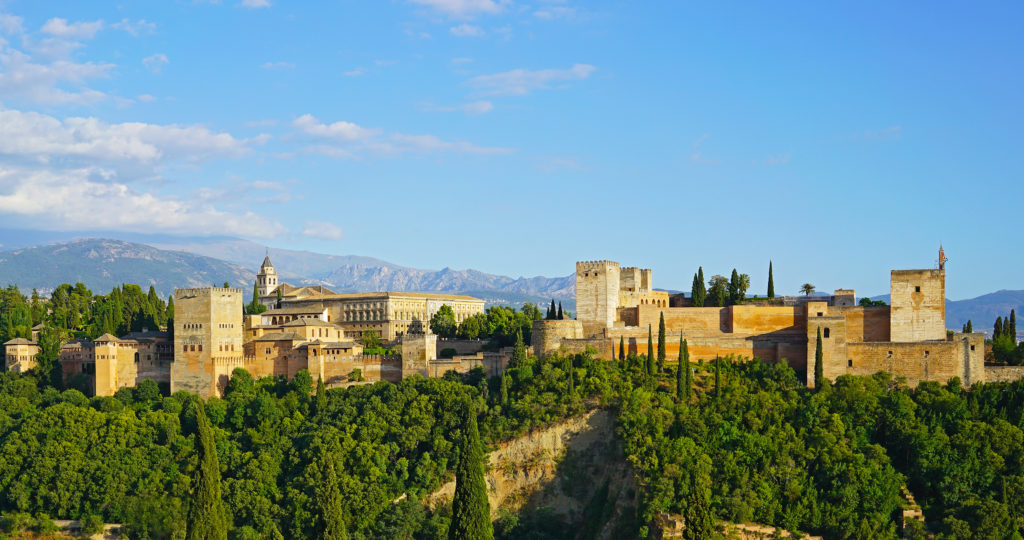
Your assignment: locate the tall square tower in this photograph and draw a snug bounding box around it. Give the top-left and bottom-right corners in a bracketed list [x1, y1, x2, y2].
[172, 287, 243, 397]
[575, 261, 621, 335]
[890, 269, 946, 342]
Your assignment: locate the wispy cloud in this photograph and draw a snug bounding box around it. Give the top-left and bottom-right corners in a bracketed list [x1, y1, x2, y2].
[112, 19, 156, 36]
[534, 6, 577, 20]
[302, 221, 343, 240]
[142, 53, 169, 73]
[239, 0, 272, 7]
[41, 18, 103, 40]
[408, 0, 503, 18]
[450, 24, 485, 37]
[0, 48, 113, 105]
[0, 13, 24, 34]
[467, 63, 595, 96]
[421, 100, 493, 115]
[855, 125, 903, 141]
[261, 61, 294, 70]
[344, 67, 366, 77]
[690, 133, 720, 164]
[292, 113, 512, 156]
[137, 94, 157, 103]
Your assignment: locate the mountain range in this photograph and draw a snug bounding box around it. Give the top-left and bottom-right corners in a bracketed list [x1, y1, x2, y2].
[0, 234, 1020, 332]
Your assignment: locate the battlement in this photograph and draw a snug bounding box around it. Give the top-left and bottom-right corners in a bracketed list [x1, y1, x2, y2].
[175, 287, 243, 298]
[576, 260, 620, 273]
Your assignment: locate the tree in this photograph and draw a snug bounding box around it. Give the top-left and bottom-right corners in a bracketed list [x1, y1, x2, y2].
[707, 275, 728, 307]
[245, 281, 267, 315]
[359, 330, 381, 349]
[767, 261, 775, 299]
[727, 272, 750, 305]
[995, 317, 1004, 339]
[800, 283, 816, 296]
[683, 453, 715, 540]
[682, 338, 691, 401]
[657, 312, 666, 373]
[548, 300, 557, 320]
[691, 268, 707, 307]
[510, 329, 527, 368]
[500, 373, 509, 407]
[449, 399, 493, 540]
[276, 287, 283, 308]
[966, 320, 973, 333]
[619, 337, 625, 363]
[185, 399, 228, 540]
[34, 325, 62, 388]
[166, 295, 174, 327]
[814, 327, 824, 389]
[647, 325, 655, 377]
[429, 305, 458, 339]
[713, 356, 721, 399]
[314, 377, 327, 417]
[676, 334, 689, 402]
[557, 302, 564, 320]
[1010, 310, 1017, 342]
[223, 282, 230, 289]
[315, 454, 347, 540]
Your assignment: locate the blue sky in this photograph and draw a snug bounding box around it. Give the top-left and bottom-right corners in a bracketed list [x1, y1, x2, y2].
[0, 1, 1020, 299]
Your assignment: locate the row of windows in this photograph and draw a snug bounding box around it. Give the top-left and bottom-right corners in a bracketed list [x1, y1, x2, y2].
[183, 344, 203, 352]
[182, 323, 203, 330]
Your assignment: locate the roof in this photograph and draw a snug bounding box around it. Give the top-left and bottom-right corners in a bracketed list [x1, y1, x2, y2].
[4, 338, 36, 346]
[280, 318, 338, 328]
[121, 330, 170, 340]
[94, 333, 120, 343]
[320, 341, 358, 349]
[253, 331, 306, 342]
[293, 291, 484, 302]
[263, 305, 326, 316]
[261, 253, 274, 271]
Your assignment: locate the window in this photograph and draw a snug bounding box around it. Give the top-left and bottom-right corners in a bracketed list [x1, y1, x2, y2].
[924, 350, 929, 357]
[817, 312, 823, 317]
[915, 286, 921, 293]
[888, 350, 893, 358]
[823, 328, 830, 338]
[848, 359, 853, 367]
[970, 345, 976, 351]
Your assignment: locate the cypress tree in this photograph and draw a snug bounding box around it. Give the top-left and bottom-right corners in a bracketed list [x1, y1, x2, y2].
[500, 373, 509, 407]
[276, 287, 283, 308]
[728, 269, 740, 305]
[557, 302, 564, 320]
[767, 261, 775, 299]
[619, 337, 625, 363]
[692, 267, 707, 307]
[814, 327, 824, 389]
[675, 333, 686, 402]
[564, 357, 574, 397]
[966, 320, 973, 333]
[314, 377, 327, 417]
[315, 454, 347, 540]
[713, 356, 721, 399]
[1011, 310, 1017, 342]
[449, 399, 493, 540]
[684, 453, 715, 540]
[657, 313, 666, 373]
[166, 295, 175, 325]
[647, 325, 655, 377]
[510, 329, 527, 367]
[549, 299, 557, 320]
[995, 317, 1004, 339]
[683, 339, 691, 400]
[185, 399, 228, 540]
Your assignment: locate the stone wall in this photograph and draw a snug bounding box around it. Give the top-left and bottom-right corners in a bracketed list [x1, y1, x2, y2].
[890, 270, 946, 342]
[532, 319, 584, 358]
[984, 366, 1024, 383]
[436, 339, 485, 356]
[401, 333, 437, 378]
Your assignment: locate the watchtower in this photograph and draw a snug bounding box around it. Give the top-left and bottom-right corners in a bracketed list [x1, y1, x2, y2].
[172, 287, 244, 397]
[575, 260, 620, 335]
[257, 252, 279, 297]
[890, 269, 946, 342]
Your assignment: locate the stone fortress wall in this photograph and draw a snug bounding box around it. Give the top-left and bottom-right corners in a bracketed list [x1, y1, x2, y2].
[536, 252, 1001, 388]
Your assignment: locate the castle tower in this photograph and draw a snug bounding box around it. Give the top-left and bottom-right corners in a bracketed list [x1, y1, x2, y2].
[576, 260, 621, 335]
[890, 268, 946, 342]
[171, 287, 244, 397]
[257, 252, 279, 297]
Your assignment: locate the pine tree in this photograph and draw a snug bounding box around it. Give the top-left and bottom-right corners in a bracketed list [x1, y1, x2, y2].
[691, 268, 707, 307]
[657, 313, 666, 373]
[995, 317, 1004, 339]
[314, 377, 327, 417]
[647, 325, 655, 377]
[966, 320, 973, 333]
[683, 453, 715, 540]
[315, 454, 347, 540]
[185, 400, 228, 540]
[619, 337, 625, 363]
[510, 329, 527, 367]
[767, 261, 775, 299]
[557, 302, 564, 320]
[1011, 310, 1017, 342]
[449, 399, 493, 540]
[814, 327, 824, 389]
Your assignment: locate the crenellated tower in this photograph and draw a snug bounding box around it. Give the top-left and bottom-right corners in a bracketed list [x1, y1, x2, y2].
[575, 260, 621, 335]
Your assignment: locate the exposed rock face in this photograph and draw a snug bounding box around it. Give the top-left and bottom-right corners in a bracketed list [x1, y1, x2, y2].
[429, 408, 636, 538]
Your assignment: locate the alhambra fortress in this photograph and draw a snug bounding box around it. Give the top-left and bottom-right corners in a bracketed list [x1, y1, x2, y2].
[6, 250, 1024, 397]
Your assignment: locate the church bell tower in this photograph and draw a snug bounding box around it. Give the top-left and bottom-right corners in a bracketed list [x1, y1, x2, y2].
[257, 251, 278, 297]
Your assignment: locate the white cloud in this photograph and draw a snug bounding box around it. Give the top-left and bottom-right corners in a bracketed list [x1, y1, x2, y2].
[260, 61, 294, 70]
[41, 18, 103, 39]
[450, 24, 484, 37]
[137, 94, 157, 103]
[0, 108, 263, 163]
[467, 63, 595, 96]
[0, 48, 113, 105]
[422, 100, 493, 115]
[0, 167, 286, 238]
[0, 14, 24, 34]
[112, 19, 156, 36]
[293, 113, 512, 156]
[301, 221, 343, 240]
[534, 6, 577, 20]
[343, 67, 365, 77]
[142, 53, 168, 73]
[409, 0, 502, 18]
[240, 0, 271, 7]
